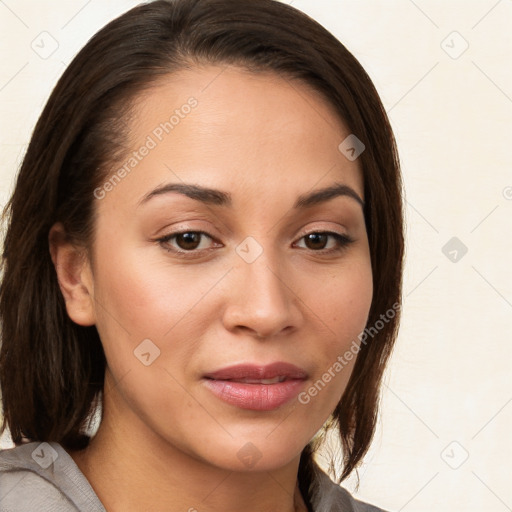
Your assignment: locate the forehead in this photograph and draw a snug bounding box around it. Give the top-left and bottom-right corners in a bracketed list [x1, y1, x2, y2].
[103, 64, 364, 208]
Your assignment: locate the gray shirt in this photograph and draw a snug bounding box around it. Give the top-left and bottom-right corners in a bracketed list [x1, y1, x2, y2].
[0, 442, 388, 511]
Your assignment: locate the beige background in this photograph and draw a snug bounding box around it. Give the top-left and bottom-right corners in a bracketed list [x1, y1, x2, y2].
[1, 1, 511, 511]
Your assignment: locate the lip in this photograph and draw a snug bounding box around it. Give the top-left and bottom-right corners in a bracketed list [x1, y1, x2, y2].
[202, 362, 308, 411]
[204, 362, 308, 381]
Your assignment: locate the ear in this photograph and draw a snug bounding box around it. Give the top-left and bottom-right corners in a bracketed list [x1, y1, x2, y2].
[48, 222, 96, 326]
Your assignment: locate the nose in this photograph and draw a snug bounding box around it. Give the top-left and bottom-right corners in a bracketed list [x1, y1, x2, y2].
[221, 252, 303, 339]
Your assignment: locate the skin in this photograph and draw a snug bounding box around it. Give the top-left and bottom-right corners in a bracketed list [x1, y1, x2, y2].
[50, 65, 373, 512]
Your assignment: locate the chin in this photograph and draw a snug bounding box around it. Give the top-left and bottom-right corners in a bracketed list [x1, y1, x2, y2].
[194, 432, 309, 473]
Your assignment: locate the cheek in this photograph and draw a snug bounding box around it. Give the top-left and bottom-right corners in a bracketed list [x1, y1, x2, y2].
[87, 232, 169, 373]
[307, 259, 373, 341]
[296, 258, 373, 408]
[89, 238, 230, 390]
[91, 242, 213, 338]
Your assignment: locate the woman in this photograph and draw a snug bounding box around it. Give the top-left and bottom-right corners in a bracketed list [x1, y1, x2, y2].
[0, 0, 404, 510]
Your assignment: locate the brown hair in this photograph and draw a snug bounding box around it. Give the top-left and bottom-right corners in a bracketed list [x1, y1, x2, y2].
[0, 0, 403, 497]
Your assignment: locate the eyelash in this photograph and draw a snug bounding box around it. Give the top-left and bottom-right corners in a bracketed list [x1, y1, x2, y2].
[156, 230, 355, 258]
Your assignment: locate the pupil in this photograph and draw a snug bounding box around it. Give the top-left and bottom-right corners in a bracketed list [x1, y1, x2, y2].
[306, 233, 327, 250]
[177, 232, 200, 250]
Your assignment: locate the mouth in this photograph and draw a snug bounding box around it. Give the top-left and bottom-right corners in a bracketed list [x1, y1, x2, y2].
[202, 362, 308, 411]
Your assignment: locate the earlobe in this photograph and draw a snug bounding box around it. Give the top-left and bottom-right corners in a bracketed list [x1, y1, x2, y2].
[48, 222, 96, 326]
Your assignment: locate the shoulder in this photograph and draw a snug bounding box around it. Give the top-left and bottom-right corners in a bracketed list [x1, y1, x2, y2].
[310, 462, 390, 512]
[0, 441, 105, 512]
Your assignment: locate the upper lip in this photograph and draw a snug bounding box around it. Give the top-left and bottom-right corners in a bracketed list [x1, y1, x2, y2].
[204, 362, 308, 381]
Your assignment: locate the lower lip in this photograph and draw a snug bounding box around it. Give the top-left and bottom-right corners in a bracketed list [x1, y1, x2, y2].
[203, 379, 305, 411]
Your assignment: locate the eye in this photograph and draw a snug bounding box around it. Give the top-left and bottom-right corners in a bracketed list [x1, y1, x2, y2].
[294, 231, 354, 253]
[156, 230, 354, 257]
[157, 231, 219, 254]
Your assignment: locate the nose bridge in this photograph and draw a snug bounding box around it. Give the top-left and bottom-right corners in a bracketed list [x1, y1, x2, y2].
[223, 238, 300, 337]
[247, 252, 287, 303]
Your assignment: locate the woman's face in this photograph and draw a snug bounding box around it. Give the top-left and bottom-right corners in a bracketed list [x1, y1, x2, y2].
[81, 65, 373, 471]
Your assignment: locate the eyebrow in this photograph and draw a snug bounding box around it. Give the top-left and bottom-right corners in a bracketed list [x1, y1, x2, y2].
[139, 183, 232, 207]
[294, 183, 364, 209]
[138, 182, 364, 209]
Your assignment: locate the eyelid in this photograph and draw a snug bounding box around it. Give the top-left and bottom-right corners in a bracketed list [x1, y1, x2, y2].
[295, 226, 348, 239]
[294, 221, 351, 240]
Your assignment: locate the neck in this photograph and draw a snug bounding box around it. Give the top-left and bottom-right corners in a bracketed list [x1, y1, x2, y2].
[69, 381, 309, 512]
